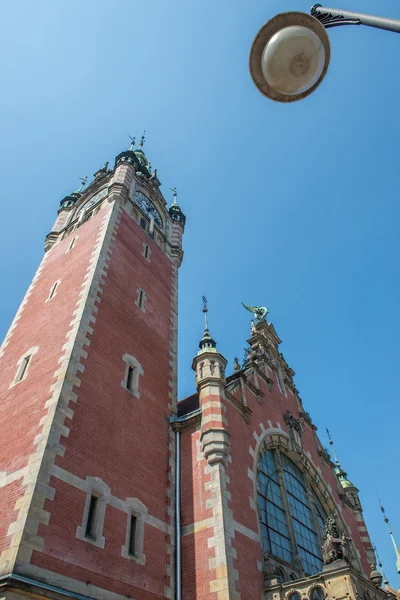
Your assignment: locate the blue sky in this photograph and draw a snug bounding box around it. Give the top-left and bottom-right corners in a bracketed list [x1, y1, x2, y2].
[1, 0, 399, 585]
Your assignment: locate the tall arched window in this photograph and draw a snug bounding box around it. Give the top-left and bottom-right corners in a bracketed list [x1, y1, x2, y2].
[258, 449, 326, 576]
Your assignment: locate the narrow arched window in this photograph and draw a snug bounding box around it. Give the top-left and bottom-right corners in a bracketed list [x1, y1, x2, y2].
[257, 449, 326, 576]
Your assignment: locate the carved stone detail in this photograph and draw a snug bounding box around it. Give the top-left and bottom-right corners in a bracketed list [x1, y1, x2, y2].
[322, 517, 350, 565]
[284, 410, 303, 453]
[200, 428, 230, 466]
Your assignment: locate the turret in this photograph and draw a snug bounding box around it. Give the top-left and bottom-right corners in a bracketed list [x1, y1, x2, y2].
[45, 178, 87, 251]
[192, 298, 229, 465]
[326, 428, 361, 508]
[168, 187, 186, 267]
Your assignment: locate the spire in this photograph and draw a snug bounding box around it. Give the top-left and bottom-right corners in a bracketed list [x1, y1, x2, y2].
[378, 497, 400, 573]
[198, 296, 217, 351]
[168, 187, 186, 226]
[128, 135, 136, 150]
[326, 428, 355, 488]
[326, 427, 340, 466]
[374, 543, 389, 587]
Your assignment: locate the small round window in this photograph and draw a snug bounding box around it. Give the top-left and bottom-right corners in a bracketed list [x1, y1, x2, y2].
[310, 587, 325, 600]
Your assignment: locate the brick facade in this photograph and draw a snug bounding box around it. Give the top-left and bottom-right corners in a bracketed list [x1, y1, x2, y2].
[0, 148, 184, 600]
[0, 144, 390, 600]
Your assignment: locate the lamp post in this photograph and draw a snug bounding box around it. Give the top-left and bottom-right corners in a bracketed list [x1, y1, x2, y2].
[249, 4, 400, 103]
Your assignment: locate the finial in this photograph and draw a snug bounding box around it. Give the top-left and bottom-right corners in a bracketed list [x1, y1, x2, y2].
[374, 543, 389, 586]
[202, 296, 209, 332]
[129, 135, 135, 150]
[326, 428, 340, 466]
[198, 296, 217, 352]
[233, 357, 241, 372]
[378, 495, 400, 572]
[139, 130, 146, 149]
[104, 161, 109, 171]
[171, 187, 178, 204]
[78, 176, 88, 193]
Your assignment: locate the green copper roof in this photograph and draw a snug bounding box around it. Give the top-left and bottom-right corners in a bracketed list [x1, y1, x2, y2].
[334, 464, 355, 488]
[198, 326, 217, 353]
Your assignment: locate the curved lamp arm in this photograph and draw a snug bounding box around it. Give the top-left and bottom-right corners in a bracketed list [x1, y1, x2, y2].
[311, 4, 400, 33]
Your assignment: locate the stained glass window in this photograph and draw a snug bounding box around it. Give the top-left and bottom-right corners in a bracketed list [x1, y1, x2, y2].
[257, 450, 326, 576]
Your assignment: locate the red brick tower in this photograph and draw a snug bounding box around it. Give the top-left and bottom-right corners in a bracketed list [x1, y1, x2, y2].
[0, 140, 185, 600]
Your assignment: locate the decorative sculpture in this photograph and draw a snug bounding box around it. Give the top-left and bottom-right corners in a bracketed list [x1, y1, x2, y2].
[284, 410, 303, 451]
[241, 302, 269, 322]
[322, 517, 350, 565]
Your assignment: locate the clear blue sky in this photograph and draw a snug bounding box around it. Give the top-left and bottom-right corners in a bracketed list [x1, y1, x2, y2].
[1, 0, 399, 585]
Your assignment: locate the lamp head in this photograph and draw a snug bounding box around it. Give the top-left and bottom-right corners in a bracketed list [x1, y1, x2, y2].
[249, 11, 330, 102]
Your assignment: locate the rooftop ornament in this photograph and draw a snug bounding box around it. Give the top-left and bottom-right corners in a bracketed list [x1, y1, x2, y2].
[241, 302, 269, 322]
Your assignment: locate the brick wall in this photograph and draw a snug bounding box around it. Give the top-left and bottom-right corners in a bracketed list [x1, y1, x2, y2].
[0, 191, 178, 600]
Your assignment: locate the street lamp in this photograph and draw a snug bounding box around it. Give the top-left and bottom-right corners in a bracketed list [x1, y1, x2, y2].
[249, 4, 400, 103]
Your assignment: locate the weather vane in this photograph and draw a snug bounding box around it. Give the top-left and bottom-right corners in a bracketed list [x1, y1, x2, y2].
[129, 135, 135, 150]
[171, 187, 178, 203]
[139, 130, 146, 149]
[78, 176, 88, 192]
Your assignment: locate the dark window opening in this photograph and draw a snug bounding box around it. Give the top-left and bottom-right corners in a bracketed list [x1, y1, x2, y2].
[85, 495, 98, 539]
[128, 515, 137, 556]
[17, 356, 31, 382]
[138, 290, 144, 308]
[140, 218, 146, 230]
[127, 366, 135, 392]
[144, 245, 149, 258]
[49, 282, 58, 299]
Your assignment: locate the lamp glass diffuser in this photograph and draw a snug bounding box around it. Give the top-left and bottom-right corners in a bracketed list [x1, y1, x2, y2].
[261, 25, 325, 96]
